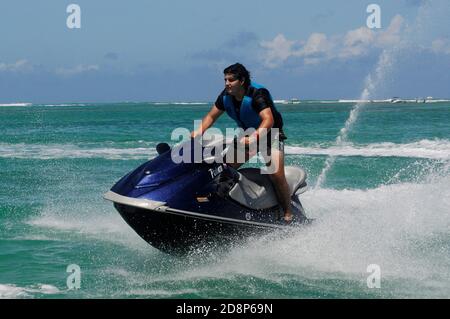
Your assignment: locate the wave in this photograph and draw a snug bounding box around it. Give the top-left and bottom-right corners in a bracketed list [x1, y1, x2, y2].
[0, 143, 158, 160]
[153, 102, 209, 105]
[0, 284, 60, 299]
[0, 103, 32, 107]
[286, 139, 450, 160]
[26, 206, 156, 252]
[37, 104, 87, 107]
[1, 139, 448, 160]
[302, 100, 339, 104]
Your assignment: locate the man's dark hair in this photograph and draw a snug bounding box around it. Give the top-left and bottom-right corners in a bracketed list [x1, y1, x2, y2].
[223, 63, 251, 88]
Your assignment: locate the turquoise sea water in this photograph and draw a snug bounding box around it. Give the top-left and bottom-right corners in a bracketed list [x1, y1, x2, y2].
[0, 101, 449, 298]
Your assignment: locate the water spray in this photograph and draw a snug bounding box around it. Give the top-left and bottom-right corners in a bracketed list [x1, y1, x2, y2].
[314, 1, 438, 189]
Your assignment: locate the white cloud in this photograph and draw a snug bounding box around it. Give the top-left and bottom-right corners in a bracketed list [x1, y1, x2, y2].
[339, 16, 405, 58]
[0, 59, 33, 72]
[376, 15, 405, 47]
[298, 33, 331, 57]
[259, 15, 407, 68]
[339, 27, 375, 58]
[431, 38, 450, 54]
[260, 34, 296, 68]
[303, 57, 323, 65]
[344, 28, 375, 47]
[55, 64, 99, 76]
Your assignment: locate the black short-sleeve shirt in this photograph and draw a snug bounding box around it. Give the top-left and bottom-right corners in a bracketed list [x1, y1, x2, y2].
[215, 86, 286, 139]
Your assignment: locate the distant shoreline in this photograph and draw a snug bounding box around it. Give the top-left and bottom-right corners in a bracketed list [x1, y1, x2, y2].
[1, 99, 450, 106]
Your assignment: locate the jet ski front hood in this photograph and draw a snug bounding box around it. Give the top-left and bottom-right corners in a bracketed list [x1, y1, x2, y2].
[109, 150, 196, 197]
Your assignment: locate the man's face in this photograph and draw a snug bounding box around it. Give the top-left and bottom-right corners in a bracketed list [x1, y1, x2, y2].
[224, 73, 244, 96]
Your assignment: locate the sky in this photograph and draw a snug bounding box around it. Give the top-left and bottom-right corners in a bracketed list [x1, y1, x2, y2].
[0, 0, 449, 102]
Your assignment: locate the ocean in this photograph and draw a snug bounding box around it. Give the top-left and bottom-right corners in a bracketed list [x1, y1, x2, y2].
[0, 101, 449, 298]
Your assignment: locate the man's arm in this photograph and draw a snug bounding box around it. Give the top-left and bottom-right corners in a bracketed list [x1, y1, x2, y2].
[191, 104, 224, 138]
[241, 108, 274, 145]
[244, 88, 275, 144]
[257, 107, 275, 133]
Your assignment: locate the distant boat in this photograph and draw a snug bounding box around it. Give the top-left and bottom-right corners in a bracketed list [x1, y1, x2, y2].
[390, 97, 403, 103]
[390, 97, 433, 103]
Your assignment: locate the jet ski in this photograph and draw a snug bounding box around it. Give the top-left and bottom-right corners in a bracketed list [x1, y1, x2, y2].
[104, 136, 310, 254]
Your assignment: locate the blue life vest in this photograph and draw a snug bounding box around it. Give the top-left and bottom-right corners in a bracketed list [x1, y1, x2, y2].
[223, 82, 276, 130]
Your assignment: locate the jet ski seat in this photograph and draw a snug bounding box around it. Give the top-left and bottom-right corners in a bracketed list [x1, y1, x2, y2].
[228, 166, 307, 210]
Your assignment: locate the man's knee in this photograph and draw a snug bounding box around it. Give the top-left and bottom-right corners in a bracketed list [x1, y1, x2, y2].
[265, 159, 284, 175]
[269, 170, 286, 182]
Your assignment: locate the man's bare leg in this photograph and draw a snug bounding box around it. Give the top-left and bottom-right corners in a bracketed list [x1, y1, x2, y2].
[226, 136, 293, 221]
[267, 147, 294, 222]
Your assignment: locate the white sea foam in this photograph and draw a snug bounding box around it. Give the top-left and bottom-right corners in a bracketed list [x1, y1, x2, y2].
[0, 143, 158, 160]
[0, 103, 32, 107]
[1, 140, 448, 160]
[153, 102, 209, 105]
[0, 284, 30, 298]
[28, 211, 128, 235]
[126, 288, 197, 297]
[173, 102, 209, 105]
[27, 206, 152, 252]
[0, 284, 60, 299]
[286, 139, 450, 160]
[162, 175, 450, 297]
[37, 104, 86, 107]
